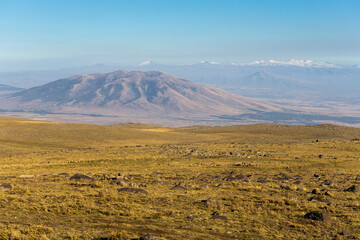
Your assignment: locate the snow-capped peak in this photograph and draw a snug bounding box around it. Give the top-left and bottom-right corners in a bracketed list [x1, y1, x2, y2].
[198, 60, 221, 65]
[139, 61, 155, 66]
[247, 59, 339, 68]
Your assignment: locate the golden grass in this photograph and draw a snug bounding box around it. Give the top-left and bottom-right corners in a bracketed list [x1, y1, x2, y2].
[0, 117, 359, 239]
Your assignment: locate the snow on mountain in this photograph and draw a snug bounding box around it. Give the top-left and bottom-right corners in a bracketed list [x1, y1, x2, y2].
[198, 60, 221, 65]
[246, 59, 340, 68]
[139, 61, 156, 66]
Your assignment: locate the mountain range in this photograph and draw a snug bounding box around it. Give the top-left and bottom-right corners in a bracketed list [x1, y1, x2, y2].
[0, 70, 289, 126]
[3, 59, 354, 103]
[0, 60, 359, 126]
[132, 60, 360, 104]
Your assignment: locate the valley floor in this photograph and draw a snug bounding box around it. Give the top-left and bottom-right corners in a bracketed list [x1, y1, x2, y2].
[0, 117, 359, 239]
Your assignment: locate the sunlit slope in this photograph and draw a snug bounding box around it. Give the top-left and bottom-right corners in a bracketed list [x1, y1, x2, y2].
[0, 117, 186, 152]
[1, 117, 359, 153]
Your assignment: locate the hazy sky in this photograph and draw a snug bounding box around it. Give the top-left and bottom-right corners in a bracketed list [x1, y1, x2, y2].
[1, 0, 359, 70]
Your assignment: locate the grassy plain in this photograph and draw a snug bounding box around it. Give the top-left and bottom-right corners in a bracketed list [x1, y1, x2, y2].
[0, 116, 359, 239]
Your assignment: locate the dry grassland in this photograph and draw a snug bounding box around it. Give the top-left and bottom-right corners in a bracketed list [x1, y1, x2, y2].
[0, 117, 359, 239]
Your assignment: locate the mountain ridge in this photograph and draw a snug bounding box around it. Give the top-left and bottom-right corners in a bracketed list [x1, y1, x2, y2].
[0, 83, 24, 92]
[2, 70, 282, 117]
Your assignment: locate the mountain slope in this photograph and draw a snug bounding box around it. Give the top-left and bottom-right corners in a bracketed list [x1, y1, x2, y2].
[132, 60, 360, 104]
[1, 70, 282, 117]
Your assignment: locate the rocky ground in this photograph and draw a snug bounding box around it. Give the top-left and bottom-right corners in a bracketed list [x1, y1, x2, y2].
[0, 118, 359, 239]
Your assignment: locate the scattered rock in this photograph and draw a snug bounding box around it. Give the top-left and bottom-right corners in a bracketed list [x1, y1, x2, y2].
[304, 211, 332, 222]
[216, 183, 225, 188]
[111, 180, 128, 187]
[344, 185, 359, 193]
[151, 179, 165, 184]
[179, 224, 192, 229]
[339, 231, 351, 236]
[257, 177, 267, 183]
[118, 188, 148, 194]
[280, 185, 291, 190]
[210, 215, 228, 221]
[171, 185, 187, 191]
[210, 212, 228, 221]
[70, 173, 93, 181]
[0, 183, 12, 191]
[324, 191, 332, 197]
[201, 198, 220, 208]
[356, 175, 360, 181]
[308, 196, 332, 205]
[139, 234, 160, 240]
[274, 172, 291, 181]
[322, 180, 332, 186]
[129, 182, 139, 187]
[314, 174, 319, 178]
[58, 173, 70, 176]
[311, 189, 319, 194]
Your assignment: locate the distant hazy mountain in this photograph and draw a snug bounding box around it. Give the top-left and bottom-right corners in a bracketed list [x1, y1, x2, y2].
[0, 83, 24, 92]
[0, 69, 359, 126]
[1, 70, 281, 117]
[222, 71, 320, 99]
[1, 60, 359, 104]
[1, 59, 359, 113]
[245, 59, 340, 68]
[131, 60, 360, 104]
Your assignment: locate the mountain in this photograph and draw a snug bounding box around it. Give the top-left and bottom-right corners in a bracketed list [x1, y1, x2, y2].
[1, 60, 359, 104]
[1, 60, 359, 124]
[0, 83, 24, 92]
[245, 59, 340, 68]
[0, 69, 359, 126]
[0, 70, 281, 118]
[130, 60, 360, 104]
[219, 71, 321, 99]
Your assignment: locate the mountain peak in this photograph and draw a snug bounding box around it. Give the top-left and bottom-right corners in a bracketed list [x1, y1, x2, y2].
[247, 59, 339, 68]
[139, 61, 156, 66]
[3, 70, 280, 119]
[198, 60, 221, 65]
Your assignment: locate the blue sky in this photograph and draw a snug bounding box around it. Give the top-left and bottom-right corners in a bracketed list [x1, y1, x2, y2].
[0, 0, 359, 70]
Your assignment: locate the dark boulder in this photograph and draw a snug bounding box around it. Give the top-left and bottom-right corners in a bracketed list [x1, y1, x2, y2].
[118, 187, 148, 194]
[344, 185, 359, 193]
[210, 211, 228, 221]
[171, 185, 187, 191]
[70, 173, 93, 181]
[308, 196, 332, 205]
[304, 211, 332, 222]
[311, 189, 319, 194]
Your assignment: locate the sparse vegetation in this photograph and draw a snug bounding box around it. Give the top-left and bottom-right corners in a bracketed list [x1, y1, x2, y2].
[0, 117, 359, 239]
